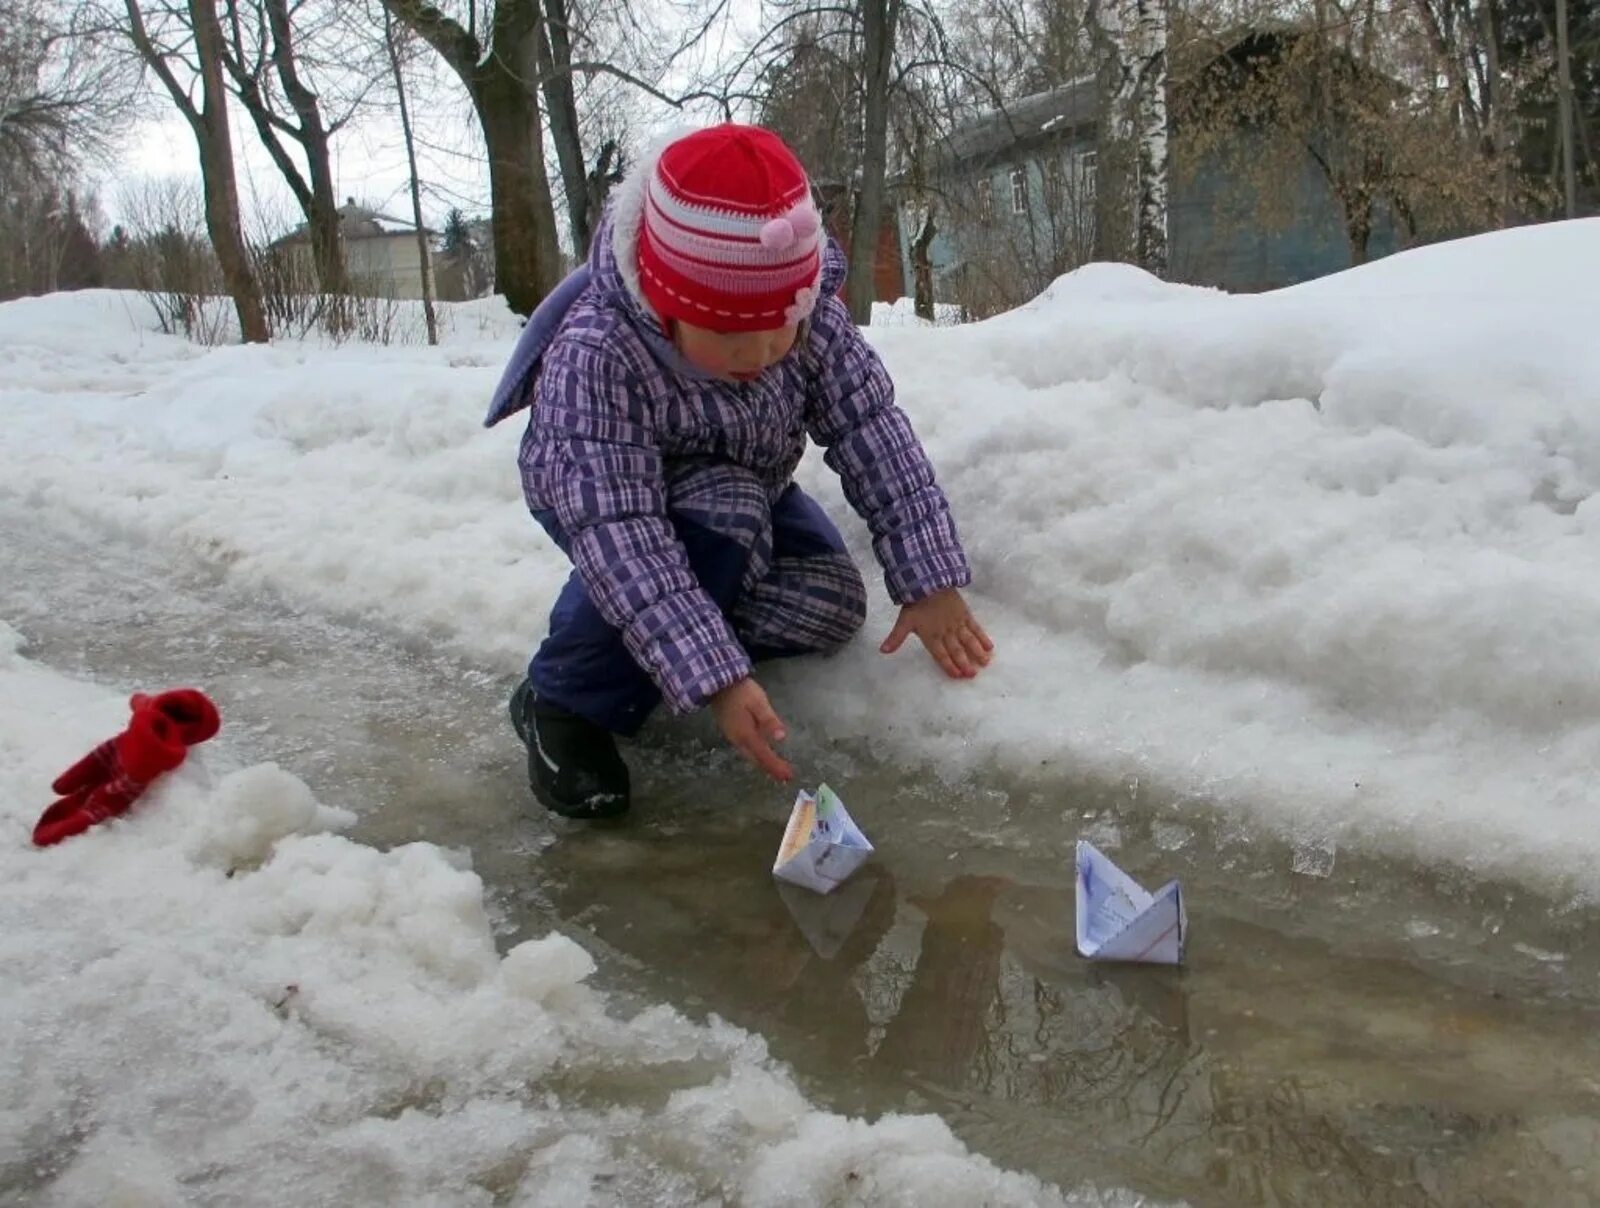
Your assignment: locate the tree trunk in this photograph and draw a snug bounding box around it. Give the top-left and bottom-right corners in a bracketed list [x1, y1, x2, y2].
[1554, 0, 1578, 218]
[264, 0, 350, 303]
[187, 0, 270, 342]
[479, 67, 564, 316]
[1481, 0, 1512, 222]
[536, 0, 591, 257]
[847, 0, 899, 324]
[1132, 0, 1169, 275]
[383, 3, 438, 345]
[911, 206, 936, 321]
[585, 139, 623, 242]
[1346, 195, 1372, 265]
[383, 0, 563, 317]
[1089, 0, 1138, 262]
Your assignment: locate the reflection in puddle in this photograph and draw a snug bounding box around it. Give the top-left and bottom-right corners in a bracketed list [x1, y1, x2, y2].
[523, 813, 1600, 1207]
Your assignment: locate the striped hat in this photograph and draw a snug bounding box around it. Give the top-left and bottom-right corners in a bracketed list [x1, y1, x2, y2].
[637, 124, 824, 333]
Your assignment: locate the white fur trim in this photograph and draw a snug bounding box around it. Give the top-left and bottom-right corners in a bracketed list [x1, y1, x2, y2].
[611, 125, 696, 316]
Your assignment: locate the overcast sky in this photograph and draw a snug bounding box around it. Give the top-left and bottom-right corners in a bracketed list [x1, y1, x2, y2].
[98, 3, 762, 239]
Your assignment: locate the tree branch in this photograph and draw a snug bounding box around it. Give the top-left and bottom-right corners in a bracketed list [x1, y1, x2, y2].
[123, 0, 204, 132]
[379, 0, 480, 83]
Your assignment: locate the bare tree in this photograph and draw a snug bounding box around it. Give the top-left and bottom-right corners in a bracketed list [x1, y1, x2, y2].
[119, 0, 269, 342]
[540, 0, 733, 256]
[745, 0, 981, 323]
[380, 0, 563, 316]
[216, 0, 368, 302]
[1408, 0, 1515, 218]
[535, 0, 590, 256]
[1, 2, 135, 182]
[380, 2, 438, 343]
[1177, 19, 1510, 266]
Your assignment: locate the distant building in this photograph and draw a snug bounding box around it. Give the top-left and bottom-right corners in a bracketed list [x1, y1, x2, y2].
[812, 178, 907, 305]
[271, 199, 438, 300]
[897, 30, 1400, 310]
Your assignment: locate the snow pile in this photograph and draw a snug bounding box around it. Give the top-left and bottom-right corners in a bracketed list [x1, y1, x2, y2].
[847, 221, 1600, 894]
[2, 221, 1600, 897]
[0, 627, 1111, 1206]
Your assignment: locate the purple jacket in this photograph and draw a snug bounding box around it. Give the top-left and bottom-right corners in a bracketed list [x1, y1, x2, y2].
[486, 214, 971, 714]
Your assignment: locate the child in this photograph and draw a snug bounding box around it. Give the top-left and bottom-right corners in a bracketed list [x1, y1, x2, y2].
[484, 124, 992, 819]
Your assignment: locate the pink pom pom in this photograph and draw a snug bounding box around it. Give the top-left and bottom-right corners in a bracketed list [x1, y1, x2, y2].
[760, 218, 795, 250]
[788, 205, 821, 239]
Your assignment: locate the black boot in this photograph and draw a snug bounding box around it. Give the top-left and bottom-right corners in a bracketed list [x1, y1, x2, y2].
[508, 679, 630, 819]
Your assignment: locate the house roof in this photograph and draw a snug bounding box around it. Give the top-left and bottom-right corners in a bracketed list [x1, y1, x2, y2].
[936, 77, 1098, 168]
[926, 22, 1394, 172]
[273, 199, 434, 246]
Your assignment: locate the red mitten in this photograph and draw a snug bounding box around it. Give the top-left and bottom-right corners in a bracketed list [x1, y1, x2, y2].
[33, 689, 221, 847]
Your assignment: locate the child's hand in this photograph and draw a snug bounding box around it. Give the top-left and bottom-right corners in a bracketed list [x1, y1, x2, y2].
[880, 588, 994, 679]
[710, 677, 794, 782]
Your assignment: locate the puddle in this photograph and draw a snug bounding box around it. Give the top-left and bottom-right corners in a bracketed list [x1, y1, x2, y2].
[6, 502, 1600, 1207]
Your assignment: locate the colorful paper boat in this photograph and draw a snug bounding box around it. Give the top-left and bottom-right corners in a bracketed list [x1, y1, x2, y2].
[1075, 840, 1186, 965]
[772, 784, 873, 895]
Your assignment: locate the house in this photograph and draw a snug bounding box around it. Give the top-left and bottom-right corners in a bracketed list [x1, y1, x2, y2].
[271, 200, 438, 300]
[898, 30, 1400, 311]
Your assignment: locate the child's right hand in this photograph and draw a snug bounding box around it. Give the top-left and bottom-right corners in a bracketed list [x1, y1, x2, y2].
[710, 678, 794, 783]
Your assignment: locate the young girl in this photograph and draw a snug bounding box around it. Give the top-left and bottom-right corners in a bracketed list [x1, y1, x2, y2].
[484, 123, 993, 819]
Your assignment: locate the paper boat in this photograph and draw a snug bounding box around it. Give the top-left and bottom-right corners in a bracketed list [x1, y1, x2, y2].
[772, 785, 873, 895]
[1074, 840, 1186, 965]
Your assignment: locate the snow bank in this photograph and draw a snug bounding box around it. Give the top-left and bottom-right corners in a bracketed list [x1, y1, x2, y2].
[3, 222, 1600, 899]
[0, 626, 1109, 1206]
[868, 297, 965, 327]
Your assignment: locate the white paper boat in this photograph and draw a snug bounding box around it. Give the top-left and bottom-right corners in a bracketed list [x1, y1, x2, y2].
[772, 784, 873, 895]
[1074, 840, 1186, 965]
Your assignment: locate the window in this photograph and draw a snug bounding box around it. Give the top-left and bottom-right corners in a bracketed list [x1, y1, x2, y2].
[1010, 166, 1029, 215]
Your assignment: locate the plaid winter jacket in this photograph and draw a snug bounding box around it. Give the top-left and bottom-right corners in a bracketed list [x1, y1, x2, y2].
[485, 210, 971, 715]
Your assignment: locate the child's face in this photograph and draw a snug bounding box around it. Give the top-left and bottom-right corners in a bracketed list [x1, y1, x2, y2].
[673, 320, 800, 383]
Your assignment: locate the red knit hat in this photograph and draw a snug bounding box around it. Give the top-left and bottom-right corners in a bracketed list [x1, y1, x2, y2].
[637, 124, 824, 333]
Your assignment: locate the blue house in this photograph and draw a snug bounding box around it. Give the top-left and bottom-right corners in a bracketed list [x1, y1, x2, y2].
[897, 32, 1399, 312]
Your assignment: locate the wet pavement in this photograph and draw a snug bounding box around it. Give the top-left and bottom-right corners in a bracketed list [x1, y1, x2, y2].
[6, 500, 1600, 1207]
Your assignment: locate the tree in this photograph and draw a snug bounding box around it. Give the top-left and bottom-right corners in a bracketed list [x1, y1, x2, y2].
[440, 207, 492, 297]
[380, 2, 438, 343]
[535, 0, 591, 256]
[1500, 0, 1598, 214]
[0, 184, 105, 299]
[746, 0, 977, 323]
[119, 0, 270, 342]
[1, 1, 133, 183]
[1088, 0, 1168, 272]
[538, 0, 729, 256]
[216, 0, 368, 302]
[380, 0, 564, 316]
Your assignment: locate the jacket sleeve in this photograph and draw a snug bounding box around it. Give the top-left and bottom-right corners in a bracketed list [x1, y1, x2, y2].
[804, 296, 972, 605]
[532, 335, 752, 713]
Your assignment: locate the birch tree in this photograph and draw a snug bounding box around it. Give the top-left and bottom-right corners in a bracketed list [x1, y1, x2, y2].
[1089, 0, 1167, 273]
